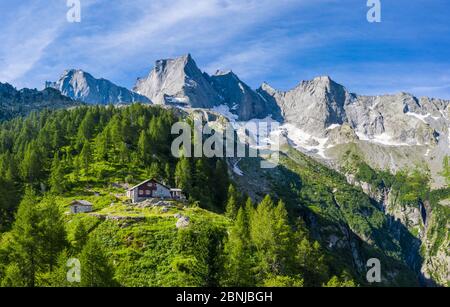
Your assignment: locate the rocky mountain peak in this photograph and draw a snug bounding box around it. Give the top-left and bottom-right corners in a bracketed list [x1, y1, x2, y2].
[0, 82, 17, 96]
[134, 54, 222, 108]
[259, 82, 279, 95]
[48, 69, 149, 105]
[214, 69, 234, 77]
[208, 69, 282, 120]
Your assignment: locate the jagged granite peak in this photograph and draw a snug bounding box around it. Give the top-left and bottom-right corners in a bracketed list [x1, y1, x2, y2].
[47, 69, 150, 104]
[207, 70, 282, 121]
[134, 54, 223, 108]
[0, 82, 80, 121]
[259, 76, 352, 135]
[214, 69, 234, 76]
[259, 82, 279, 95]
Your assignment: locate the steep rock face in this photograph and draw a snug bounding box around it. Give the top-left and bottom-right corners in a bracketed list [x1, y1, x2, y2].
[259, 77, 449, 147]
[134, 54, 222, 108]
[0, 82, 79, 121]
[345, 174, 449, 286]
[420, 199, 450, 287]
[346, 93, 447, 147]
[260, 76, 352, 135]
[208, 70, 282, 121]
[48, 70, 150, 104]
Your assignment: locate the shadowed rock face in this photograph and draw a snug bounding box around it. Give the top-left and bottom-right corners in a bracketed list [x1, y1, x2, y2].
[208, 70, 282, 121]
[0, 82, 79, 121]
[48, 69, 150, 104]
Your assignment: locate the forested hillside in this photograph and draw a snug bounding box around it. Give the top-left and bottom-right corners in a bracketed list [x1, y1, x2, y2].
[0, 104, 361, 287]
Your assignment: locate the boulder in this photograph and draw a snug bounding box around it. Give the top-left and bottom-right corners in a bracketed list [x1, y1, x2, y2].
[176, 216, 190, 229]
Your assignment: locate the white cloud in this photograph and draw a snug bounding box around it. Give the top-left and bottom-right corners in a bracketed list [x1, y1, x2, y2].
[43, 0, 304, 81]
[0, 2, 63, 86]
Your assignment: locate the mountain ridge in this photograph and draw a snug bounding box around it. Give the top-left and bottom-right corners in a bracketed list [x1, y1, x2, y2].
[47, 69, 150, 104]
[0, 82, 81, 121]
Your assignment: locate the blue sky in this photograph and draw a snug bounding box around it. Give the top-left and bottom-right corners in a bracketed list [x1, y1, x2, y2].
[1, 0, 450, 98]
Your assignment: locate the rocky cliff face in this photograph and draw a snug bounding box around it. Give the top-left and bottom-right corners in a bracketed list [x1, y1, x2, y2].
[207, 70, 282, 121]
[260, 76, 351, 134]
[345, 174, 449, 286]
[134, 54, 221, 108]
[48, 69, 150, 104]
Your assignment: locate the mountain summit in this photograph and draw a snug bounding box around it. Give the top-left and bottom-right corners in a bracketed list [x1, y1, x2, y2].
[47, 69, 150, 104]
[134, 54, 222, 109]
[134, 54, 281, 120]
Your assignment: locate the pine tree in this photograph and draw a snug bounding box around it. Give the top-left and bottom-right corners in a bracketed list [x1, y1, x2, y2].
[192, 159, 212, 208]
[10, 189, 41, 287]
[49, 154, 65, 194]
[69, 219, 89, 254]
[272, 200, 293, 273]
[21, 143, 42, 184]
[77, 110, 96, 141]
[47, 250, 76, 287]
[118, 141, 130, 164]
[222, 207, 254, 286]
[244, 197, 254, 221]
[164, 163, 173, 186]
[175, 157, 192, 193]
[79, 238, 116, 287]
[250, 196, 294, 282]
[225, 185, 240, 220]
[94, 131, 109, 162]
[0, 263, 27, 287]
[147, 162, 162, 180]
[79, 140, 92, 173]
[138, 130, 151, 163]
[295, 237, 328, 286]
[323, 272, 357, 287]
[38, 197, 68, 272]
[214, 160, 229, 207]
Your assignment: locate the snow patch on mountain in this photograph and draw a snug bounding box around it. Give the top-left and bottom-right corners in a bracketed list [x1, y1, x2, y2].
[280, 123, 330, 159]
[356, 131, 413, 147]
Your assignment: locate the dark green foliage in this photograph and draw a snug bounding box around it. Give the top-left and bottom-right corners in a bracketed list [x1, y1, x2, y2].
[222, 195, 353, 287]
[222, 207, 254, 286]
[4, 190, 67, 287]
[49, 154, 66, 194]
[79, 237, 116, 287]
[225, 185, 240, 220]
